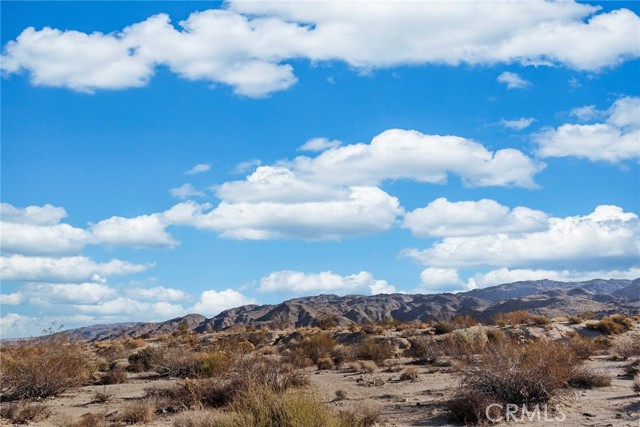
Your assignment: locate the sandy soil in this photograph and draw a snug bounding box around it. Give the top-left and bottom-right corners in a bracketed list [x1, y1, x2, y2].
[2, 325, 639, 427]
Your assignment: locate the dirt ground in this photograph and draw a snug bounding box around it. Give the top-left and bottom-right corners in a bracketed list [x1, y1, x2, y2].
[1, 323, 639, 427]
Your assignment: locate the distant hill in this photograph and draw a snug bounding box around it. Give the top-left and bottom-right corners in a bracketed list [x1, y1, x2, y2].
[58, 278, 639, 342]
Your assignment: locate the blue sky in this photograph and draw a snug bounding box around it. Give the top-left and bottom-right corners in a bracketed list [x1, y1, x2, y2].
[1, 1, 639, 338]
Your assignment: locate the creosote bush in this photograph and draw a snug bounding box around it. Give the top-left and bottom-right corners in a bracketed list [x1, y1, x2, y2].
[586, 314, 634, 335]
[0, 335, 89, 400]
[447, 339, 581, 424]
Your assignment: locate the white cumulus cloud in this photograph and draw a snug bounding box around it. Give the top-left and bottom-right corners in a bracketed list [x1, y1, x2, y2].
[418, 268, 466, 293]
[500, 117, 535, 130]
[90, 214, 178, 248]
[535, 96, 640, 162]
[2, 2, 638, 95]
[189, 289, 258, 317]
[497, 72, 531, 89]
[297, 138, 342, 152]
[404, 205, 639, 271]
[403, 198, 549, 238]
[0, 255, 153, 282]
[170, 183, 205, 199]
[258, 270, 395, 295]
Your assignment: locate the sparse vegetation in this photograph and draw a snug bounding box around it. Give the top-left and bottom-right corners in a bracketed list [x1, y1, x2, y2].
[0, 401, 51, 424]
[0, 335, 89, 400]
[586, 314, 633, 335]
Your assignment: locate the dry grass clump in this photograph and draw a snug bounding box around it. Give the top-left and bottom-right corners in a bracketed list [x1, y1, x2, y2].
[92, 387, 115, 403]
[407, 336, 440, 364]
[338, 400, 382, 427]
[566, 334, 597, 359]
[622, 359, 639, 376]
[586, 314, 634, 335]
[0, 335, 89, 400]
[355, 337, 394, 366]
[567, 315, 583, 324]
[612, 336, 640, 359]
[317, 357, 335, 370]
[494, 310, 551, 327]
[67, 412, 112, 427]
[295, 333, 337, 364]
[0, 401, 51, 424]
[156, 350, 233, 379]
[128, 346, 164, 372]
[118, 399, 156, 424]
[399, 366, 419, 381]
[100, 364, 128, 384]
[567, 366, 611, 389]
[634, 375, 640, 393]
[447, 339, 579, 424]
[334, 389, 347, 401]
[172, 409, 228, 427]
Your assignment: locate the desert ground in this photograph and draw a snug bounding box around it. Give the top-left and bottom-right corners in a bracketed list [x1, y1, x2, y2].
[1, 313, 639, 427]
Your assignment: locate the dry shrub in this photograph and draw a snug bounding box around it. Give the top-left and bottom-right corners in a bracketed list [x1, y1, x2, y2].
[157, 351, 233, 379]
[567, 334, 597, 359]
[634, 375, 640, 393]
[447, 389, 499, 426]
[0, 401, 51, 424]
[172, 409, 226, 427]
[338, 401, 382, 427]
[447, 339, 579, 424]
[0, 335, 89, 400]
[128, 346, 165, 372]
[317, 357, 335, 370]
[315, 316, 339, 330]
[407, 336, 439, 363]
[118, 399, 156, 424]
[101, 364, 128, 384]
[494, 310, 532, 326]
[148, 379, 235, 411]
[360, 323, 384, 335]
[567, 366, 611, 388]
[613, 336, 640, 359]
[92, 387, 115, 403]
[593, 335, 613, 349]
[399, 366, 419, 381]
[227, 386, 345, 427]
[623, 359, 640, 376]
[72, 412, 110, 427]
[356, 337, 394, 366]
[334, 389, 347, 401]
[485, 327, 506, 343]
[124, 339, 147, 350]
[295, 333, 336, 363]
[567, 315, 583, 324]
[586, 314, 633, 335]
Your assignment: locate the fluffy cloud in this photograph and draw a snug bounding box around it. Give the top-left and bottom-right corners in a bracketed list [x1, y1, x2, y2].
[402, 198, 548, 238]
[286, 129, 544, 189]
[1, 203, 67, 225]
[535, 96, 640, 162]
[90, 214, 178, 247]
[0, 293, 24, 306]
[185, 163, 211, 175]
[1, 203, 94, 255]
[170, 183, 205, 199]
[125, 286, 187, 302]
[468, 267, 640, 288]
[418, 268, 465, 292]
[21, 282, 117, 305]
[497, 71, 531, 89]
[189, 289, 258, 317]
[3, 2, 638, 95]
[258, 270, 395, 295]
[170, 186, 402, 240]
[1, 221, 93, 255]
[500, 117, 535, 130]
[404, 205, 639, 270]
[297, 138, 342, 152]
[0, 255, 153, 282]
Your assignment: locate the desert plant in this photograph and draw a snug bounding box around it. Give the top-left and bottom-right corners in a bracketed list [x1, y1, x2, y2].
[567, 366, 611, 388]
[613, 336, 640, 359]
[567, 315, 583, 324]
[101, 364, 128, 384]
[71, 412, 110, 427]
[494, 310, 532, 326]
[567, 334, 597, 359]
[338, 400, 382, 427]
[634, 375, 640, 393]
[356, 337, 394, 366]
[118, 399, 156, 424]
[317, 357, 335, 370]
[92, 386, 115, 403]
[0, 401, 51, 424]
[334, 389, 347, 401]
[399, 366, 419, 381]
[0, 335, 89, 400]
[447, 339, 579, 424]
[295, 333, 337, 363]
[128, 346, 165, 372]
[586, 314, 633, 335]
[623, 359, 640, 376]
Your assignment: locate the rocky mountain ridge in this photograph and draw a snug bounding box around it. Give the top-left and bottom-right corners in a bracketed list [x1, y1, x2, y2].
[56, 278, 640, 342]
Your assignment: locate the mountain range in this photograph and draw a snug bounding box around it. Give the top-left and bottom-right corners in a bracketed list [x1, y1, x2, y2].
[53, 278, 640, 342]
